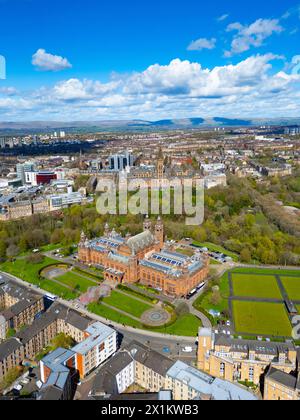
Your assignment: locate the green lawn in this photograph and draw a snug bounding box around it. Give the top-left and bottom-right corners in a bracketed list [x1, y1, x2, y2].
[88, 302, 201, 336]
[194, 272, 230, 314]
[103, 291, 153, 318]
[0, 257, 60, 285]
[232, 301, 292, 337]
[232, 273, 282, 299]
[40, 279, 78, 300]
[88, 302, 143, 328]
[55, 272, 96, 293]
[117, 285, 158, 304]
[281, 277, 300, 301]
[232, 267, 300, 277]
[0, 258, 80, 300]
[154, 314, 202, 337]
[74, 268, 104, 282]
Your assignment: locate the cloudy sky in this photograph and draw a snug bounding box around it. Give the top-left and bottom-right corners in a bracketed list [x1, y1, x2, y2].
[0, 0, 300, 121]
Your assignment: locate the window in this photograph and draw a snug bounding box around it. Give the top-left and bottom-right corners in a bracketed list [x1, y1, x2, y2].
[220, 362, 225, 377]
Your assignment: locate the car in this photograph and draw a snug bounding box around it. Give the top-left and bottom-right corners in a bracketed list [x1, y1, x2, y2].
[182, 346, 193, 353]
[163, 347, 170, 354]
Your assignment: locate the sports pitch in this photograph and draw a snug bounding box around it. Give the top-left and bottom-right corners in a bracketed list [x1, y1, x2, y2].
[231, 273, 282, 300]
[232, 301, 292, 338]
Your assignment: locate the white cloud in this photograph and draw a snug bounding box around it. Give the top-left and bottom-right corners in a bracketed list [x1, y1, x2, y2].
[32, 49, 72, 71]
[217, 14, 229, 22]
[225, 18, 284, 56]
[187, 38, 217, 51]
[0, 87, 18, 96]
[1, 55, 300, 120]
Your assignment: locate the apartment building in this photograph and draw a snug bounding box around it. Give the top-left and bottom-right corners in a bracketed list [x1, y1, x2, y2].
[39, 348, 77, 401]
[72, 322, 117, 378]
[0, 281, 44, 338]
[0, 302, 91, 382]
[90, 341, 257, 401]
[0, 338, 24, 381]
[198, 328, 297, 387]
[264, 367, 300, 401]
[38, 322, 117, 400]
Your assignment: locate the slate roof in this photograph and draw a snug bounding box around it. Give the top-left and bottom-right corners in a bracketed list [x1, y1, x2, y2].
[266, 367, 299, 390]
[126, 231, 156, 254]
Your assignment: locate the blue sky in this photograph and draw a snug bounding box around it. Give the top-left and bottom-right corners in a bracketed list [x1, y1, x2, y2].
[0, 0, 300, 120]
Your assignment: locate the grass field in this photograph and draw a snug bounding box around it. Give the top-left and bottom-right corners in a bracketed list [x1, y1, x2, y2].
[0, 257, 59, 285]
[193, 272, 230, 314]
[39, 279, 78, 300]
[232, 301, 292, 337]
[231, 273, 282, 299]
[55, 272, 96, 293]
[74, 268, 104, 282]
[88, 302, 201, 336]
[281, 277, 300, 301]
[0, 258, 82, 300]
[154, 314, 202, 337]
[232, 267, 300, 277]
[88, 302, 143, 328]
[103, 291, 153, 318]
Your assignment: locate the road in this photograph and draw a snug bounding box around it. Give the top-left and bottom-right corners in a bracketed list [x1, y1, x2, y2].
[0, 271, 198, 350]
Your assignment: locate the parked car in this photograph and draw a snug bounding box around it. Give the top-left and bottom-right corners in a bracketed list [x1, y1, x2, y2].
[182, 346, 193, 353]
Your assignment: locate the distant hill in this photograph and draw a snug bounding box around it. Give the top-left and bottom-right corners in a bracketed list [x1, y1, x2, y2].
[0, 117, 300, 133]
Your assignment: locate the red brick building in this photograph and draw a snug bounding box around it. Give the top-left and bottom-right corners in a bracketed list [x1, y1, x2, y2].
[78, 217, 209, 298]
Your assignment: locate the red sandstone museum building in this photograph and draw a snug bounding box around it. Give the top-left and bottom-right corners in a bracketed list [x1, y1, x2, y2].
[78, 217, 209, 298]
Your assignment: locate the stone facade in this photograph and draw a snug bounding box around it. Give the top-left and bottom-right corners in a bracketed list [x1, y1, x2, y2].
[0, 281, 44, 338]
[264, 367, 300, 401]
[198, 328, 297, 389]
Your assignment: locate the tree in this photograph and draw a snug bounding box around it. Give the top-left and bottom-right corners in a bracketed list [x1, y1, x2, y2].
[240, 248, 252, 263]
[6, 244, 20, 260]
[51, 333, 75, 350]
[0, 240, 7, 261]
[26, 253, 44, 265]
[210, 289, 221, 306]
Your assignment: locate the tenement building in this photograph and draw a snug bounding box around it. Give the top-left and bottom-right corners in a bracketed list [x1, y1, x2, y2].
[264, 367, 300, 401]
[89, 341, 257, 401]
[198, 328, 297, 389]
[78, 217, 209, 298]
[0, 280, 44, 339]
[0, 298, 117, 386]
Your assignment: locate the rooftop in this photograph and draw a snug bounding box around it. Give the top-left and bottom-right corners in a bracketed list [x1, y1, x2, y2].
[167, 361, 257, 401]
[72, 322, 115, 355]
[266, 367, 299, 390]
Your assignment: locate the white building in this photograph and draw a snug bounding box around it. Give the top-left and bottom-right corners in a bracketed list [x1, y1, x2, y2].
[48, 192, 87, 211]
[201, 163, 225, 175]
[72, 322, 118, 378]
[204, 174, 227, 189]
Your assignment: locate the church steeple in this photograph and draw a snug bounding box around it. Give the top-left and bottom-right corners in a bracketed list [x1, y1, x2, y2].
[157, 148, 164, 179]
[143, 215, 152, 232]
[80, 231, 87, 245]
